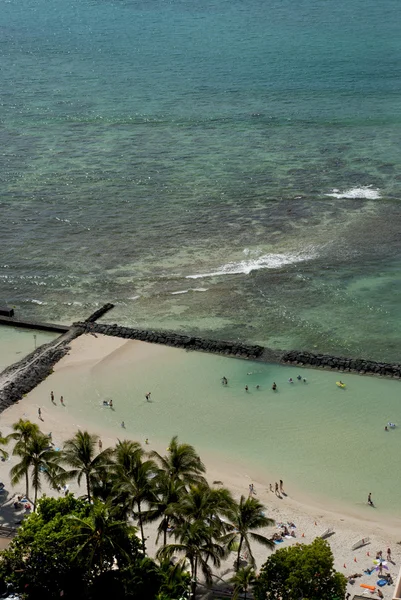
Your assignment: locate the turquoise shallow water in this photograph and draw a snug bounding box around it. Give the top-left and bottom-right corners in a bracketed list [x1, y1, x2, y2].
[30, 341, 401, 517]
[0, 327, 58, 372]
[1, 0, 401, 360]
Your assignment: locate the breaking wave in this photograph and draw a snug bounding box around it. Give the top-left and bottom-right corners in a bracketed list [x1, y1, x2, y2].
[186, 252, 314, 280]
[325, 186, 381, 199]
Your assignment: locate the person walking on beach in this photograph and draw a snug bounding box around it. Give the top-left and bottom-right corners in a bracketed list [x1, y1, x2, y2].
[121, 421, 125, 428]
[60, 396, 64, 406]
[249, 483, 256, 496]
[38, 407, 42, 420]
[368, 492, 374, 506]
[275, 482, 279, 496]
[279, 480, 284, 494]
[50, 391, 55, 404]
[109, 399, 113, 408]
[98, 439, 102, 451]
[387, 547, 392, 562]
[269, 483, 273, 492]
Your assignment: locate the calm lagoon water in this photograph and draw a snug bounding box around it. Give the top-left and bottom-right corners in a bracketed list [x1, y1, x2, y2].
[1, 0, 401, 361]
[0, 327, 58, 372]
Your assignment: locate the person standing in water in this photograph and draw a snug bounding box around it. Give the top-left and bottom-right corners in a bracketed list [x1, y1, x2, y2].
[145, 392, 151, 402]
[245, 385, 249, 392]
[60, 396, 64, 406]
[272, 382, 277, 391]
[50, 391, 55, 404]
[279, 480, 284, 494]
[368, 492, 374, 506]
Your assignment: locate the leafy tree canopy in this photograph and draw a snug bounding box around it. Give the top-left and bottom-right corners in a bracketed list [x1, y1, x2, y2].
[254, 538, 347, 600]
[0, 496, 150, 600]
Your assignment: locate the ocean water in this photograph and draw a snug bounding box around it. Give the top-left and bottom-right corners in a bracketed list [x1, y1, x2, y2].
[24, 341, 401, 518]
[0, 327, 58, 371]
[1, 0, 401, 361]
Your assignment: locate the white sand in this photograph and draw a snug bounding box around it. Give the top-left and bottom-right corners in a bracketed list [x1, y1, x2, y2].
[0, 334, 399, 598]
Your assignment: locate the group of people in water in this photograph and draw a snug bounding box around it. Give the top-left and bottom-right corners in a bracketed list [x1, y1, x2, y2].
[222, 374, 306, 392]
[384, 422, 396, 431]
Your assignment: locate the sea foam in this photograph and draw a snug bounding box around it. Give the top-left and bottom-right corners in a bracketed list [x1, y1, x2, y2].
[325, 186, 381, 199]
[186, 252, 313, 279]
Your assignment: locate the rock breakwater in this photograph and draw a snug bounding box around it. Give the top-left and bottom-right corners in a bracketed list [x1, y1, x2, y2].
[281, 349, 401, 378]
[0, 326, 85, 411]
[75, 321, 265, 360]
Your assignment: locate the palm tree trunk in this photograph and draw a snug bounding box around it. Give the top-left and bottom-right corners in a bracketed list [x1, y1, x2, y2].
[33, 468, 38, 511]
[163, 516, 167, 546]
[191, 557, 198, 599]
[25, 470, 29, 500]
[86, 472, 91, 503]
[236, 535, 244, 571]
[137, 500, 146, 553]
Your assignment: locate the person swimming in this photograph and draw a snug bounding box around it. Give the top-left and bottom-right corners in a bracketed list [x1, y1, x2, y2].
[297, 375, 302, 381]
[388, 422, 396, 428]
[288, 378, 294, 383]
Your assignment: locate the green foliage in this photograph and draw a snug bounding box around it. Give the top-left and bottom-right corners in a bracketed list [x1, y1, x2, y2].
[61, 430, 114, 502]
[254, 538, 347, 600]
[0, 430, 9, 460]
[0, 496, 91, 599]
[221, 495, 275, 570]
[231, 565, 257, 600]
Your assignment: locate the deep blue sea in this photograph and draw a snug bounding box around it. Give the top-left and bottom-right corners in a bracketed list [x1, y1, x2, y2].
[1, 0, 401, 360]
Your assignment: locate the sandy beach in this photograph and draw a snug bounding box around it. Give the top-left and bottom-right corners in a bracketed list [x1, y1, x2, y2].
[0, 333, 400, 599]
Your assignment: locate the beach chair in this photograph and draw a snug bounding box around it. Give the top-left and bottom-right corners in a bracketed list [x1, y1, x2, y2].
[351, 537, 370, 551]
[320, 527, 334, 539]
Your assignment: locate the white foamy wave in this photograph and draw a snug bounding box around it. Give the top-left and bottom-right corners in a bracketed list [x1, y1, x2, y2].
[170, 288, 209, 295]
[128, 295, 140, 300]
[30, 299, 47, 305]
[325, 186, 381, 199]
[186, 252, 313, 280]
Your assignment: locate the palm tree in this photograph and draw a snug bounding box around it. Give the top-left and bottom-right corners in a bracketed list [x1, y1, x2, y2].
[157, 556, 191, 599]
[69, 501, 136, 575]
[7, 419, 40, 498]
[222, 495, 275, 570]
[0, 431, 9, 461]
[150, 435, 206, 486]
[174, 483, 236, 539]
[61, 431, 113, 503]
[112, 440, 157, 552]
[157, 520, 227, 599]
[144, 471, 186, 546]
[231, 565, 257, 600]
[10, 433, 64, 509]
